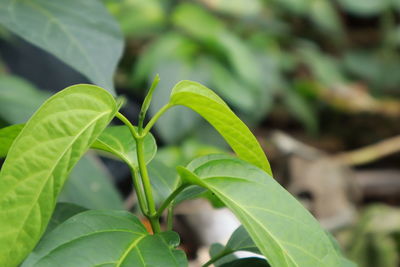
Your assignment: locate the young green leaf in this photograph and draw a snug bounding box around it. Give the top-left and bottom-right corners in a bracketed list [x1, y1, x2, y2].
[91, 125, 157, 169]
[139, 74, 160, 131]
[22, 210, 187, 267]
[0, 0, 123, 92]
[0, 84, 119, 267]
[178, 154, 341, 267]
[169, 81, 271, 174]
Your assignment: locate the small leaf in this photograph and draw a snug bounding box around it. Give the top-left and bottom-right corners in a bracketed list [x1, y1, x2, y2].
[178, 154, 341, 266]
[22, 210, 187, 267]
[0, 124, 24, 157]
[0, 0, 123, 91]
[169, 81, 271, 174]
[0, 84, 119, 266]
[91, 125, 157, 169]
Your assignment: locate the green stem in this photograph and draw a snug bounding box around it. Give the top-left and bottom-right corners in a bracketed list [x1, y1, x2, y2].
[166, 205, 174, 231]
[130, 167, 148, 215]
[136, 137, 161, 233]
[142, 104, 173, 136]
[115, 112, 140, 139]
[155, 184, 187, 218]
[202, 250, 232, 267]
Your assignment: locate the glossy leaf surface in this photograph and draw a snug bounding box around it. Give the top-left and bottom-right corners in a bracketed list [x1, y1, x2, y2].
[178, 154, 341, 267]
[23, 210, 187, 267]
[169, 81, 271, 174]
[92, 125, 157, 169]
[0, 84, 118, 266]
[0, 0, 123, 91]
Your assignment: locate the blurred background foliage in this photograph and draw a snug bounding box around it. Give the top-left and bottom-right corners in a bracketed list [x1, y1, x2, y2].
[1, 0, 400, 266]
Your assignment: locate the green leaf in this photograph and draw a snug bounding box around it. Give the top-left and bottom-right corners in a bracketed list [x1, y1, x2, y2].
[147, 159, 180, 206]
[22, 210, 187, 267]
[209, 243, 238, 267]
[0, 0, 123, 92]
[0, 124, 24, 157]
[58, 153, 124, 210]
[0, 75, 49, 123]
[169, 80, 271, 174]
[0, 124, 157, 170]
[178, 154, 341, 266]
[225, 226, 260, 254]
[92, 125, 157, 169]
[44, 202, 87, 235]
[0, 84, 119, 266]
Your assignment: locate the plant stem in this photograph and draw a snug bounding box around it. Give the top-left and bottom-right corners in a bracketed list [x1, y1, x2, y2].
[142, 104, 172, 136]
[202, 250, 232, 267]
[166, 205, 174, 231]
[136, 137, 161, 233]
[155, 184, 187, 218]
[130, 167, 148, 215]
[115, 112, 140, 139]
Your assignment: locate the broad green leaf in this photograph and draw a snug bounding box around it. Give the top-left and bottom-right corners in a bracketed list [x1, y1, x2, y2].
[0, 75, 49, 123]
[58, 153, 124, 210]
[0, 77, 124, 210]
[23, 210, 187, 267]
[169, 81, 271, 174]
[0, 124, 157, 170]
[92, 125, 157, 169]
[0, 0, 123, 91]
[178, 154, 341, 266]
[0, 124, 24, 157]
[0, 84, 119, 267]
